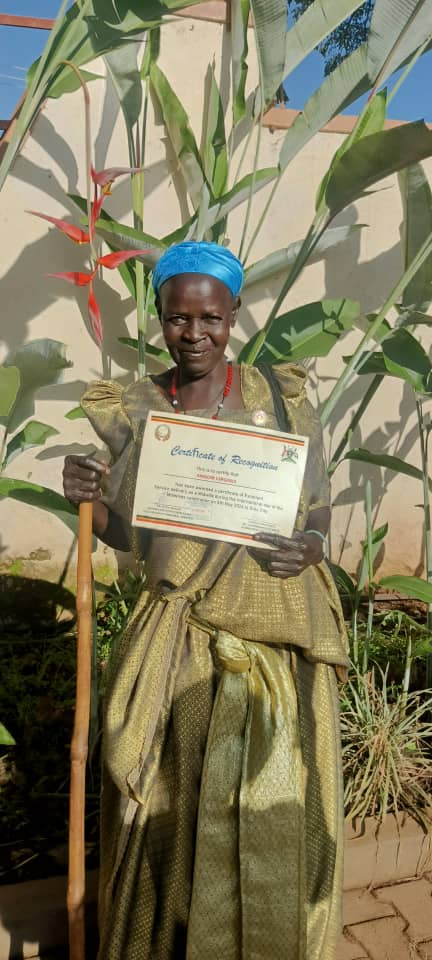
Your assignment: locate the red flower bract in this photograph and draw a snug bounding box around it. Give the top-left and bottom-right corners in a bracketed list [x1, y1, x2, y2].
[46, 270, 96, 286]
[88, 281, 103, 347]
[29, 211, 90, 244]
[97, 249, 145, 269]
[91, 165, 144, 195]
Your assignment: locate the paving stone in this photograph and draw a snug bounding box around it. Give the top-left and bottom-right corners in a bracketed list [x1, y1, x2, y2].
[343, 889, 395, 926]
[336, 932, 369, 959]
[348, 917, 414, 960]
[375, 879, 432, 942]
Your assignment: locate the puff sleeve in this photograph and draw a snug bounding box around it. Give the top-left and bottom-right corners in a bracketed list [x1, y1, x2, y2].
[80, 380, 134, 521]
[272, 363, 331, 513]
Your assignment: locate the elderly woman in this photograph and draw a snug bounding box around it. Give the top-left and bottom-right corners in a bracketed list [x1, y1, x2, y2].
[63, 241, 348, 960]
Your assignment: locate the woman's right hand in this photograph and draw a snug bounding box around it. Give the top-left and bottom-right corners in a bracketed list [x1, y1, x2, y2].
[62, 455, 110, 505]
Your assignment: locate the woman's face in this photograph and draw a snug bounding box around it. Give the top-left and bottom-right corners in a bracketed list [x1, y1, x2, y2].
[157, 273, 239, 378]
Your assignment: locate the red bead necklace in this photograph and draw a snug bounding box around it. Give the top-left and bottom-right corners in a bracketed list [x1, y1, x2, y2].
[170, 361, 233, 420]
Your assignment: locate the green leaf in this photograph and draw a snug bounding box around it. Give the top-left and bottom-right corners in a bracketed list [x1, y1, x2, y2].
[344, 448, 427, 484]
[238, 298, 360, 364]
[316, 89, 387, 212]
[231, 0, 250, 126]
[5, 339, 72, 393]
[358, 522, 388, 591]
[367, 0, 432, 86]
[203, 167, 279, 231]
[399, 163, 432, 312]
[141, 27, 161, 79]
[279, 44, 370, 171]
[4, 421, 59, 467]
[201, 61, 228, 199]
[328, 561, 356, 601]
[378, 575, 432, 604]
[0, 722, 15, 746]
[243, 224, 363, 287]
[325, 122, 432, 218]
[0, 477, 79, 536]
[27, 0, 207, 97]
[105, 43, 143, 131]
[26, 63, 103, 99]
[284, 0, 365, 82]
[3, 339, 72, 432]
[150, 62, 206, 210]
[65, 405, 87, 420]
[250, 0, 287, 105]
[0, 366, 20, 419]
[118, 337, 171, 364]
[382, 328, 432, 394]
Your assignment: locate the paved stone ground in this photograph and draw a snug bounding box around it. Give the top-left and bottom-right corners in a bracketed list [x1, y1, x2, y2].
[29, 874, 432, 959]
[337, 875, 432, 960]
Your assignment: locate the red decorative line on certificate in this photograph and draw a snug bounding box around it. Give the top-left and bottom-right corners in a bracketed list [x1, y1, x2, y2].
[134, 515, 256, 540]
[149, 414, 305, 446]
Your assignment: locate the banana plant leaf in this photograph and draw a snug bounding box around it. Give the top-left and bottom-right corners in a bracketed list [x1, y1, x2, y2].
[231, 0, 250, 126]
[381, 327, 432, 393]
[201, 61, 228, 200]
[366, 0, 432, 86]
[399, 163, 432, 312]
[0, 366, 20, 420]
[279, 44, 370, 171]
[243, 224, 363, 287]
[378, 574, 432, 604]
[3, 340, 72, 433]
[4, 421, 59, 468]
[118, 337, 171, 365]
[284, 0, 365, 81]
[343, 328, 432, 393]
[105, 43, 143, 133]
[325, 122, 432, 219]
[65, 406, 87, 420]
[250, 0, 287, 105]
[27, 0, 208, 98]
[316, 89, 387, 212]
[150, 62, 206, 211]
[80, 166, 279, 257]
[0, 477, 79, 537]
[238, 298, 360, 364]
[343, 448, 429, 485]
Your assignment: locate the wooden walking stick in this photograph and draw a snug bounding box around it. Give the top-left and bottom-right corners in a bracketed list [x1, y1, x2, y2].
[68, 501, 93, 960]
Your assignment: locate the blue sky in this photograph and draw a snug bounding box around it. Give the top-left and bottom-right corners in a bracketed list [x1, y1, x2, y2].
[1, 0, 431, 123]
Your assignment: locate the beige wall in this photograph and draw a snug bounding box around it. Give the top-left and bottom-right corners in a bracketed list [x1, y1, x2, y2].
[0, 15, 430, 585]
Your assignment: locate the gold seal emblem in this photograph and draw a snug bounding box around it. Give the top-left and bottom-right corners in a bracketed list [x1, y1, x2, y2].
[155, 424, 170, 441]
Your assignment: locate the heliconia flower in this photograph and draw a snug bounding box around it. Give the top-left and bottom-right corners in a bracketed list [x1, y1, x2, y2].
[88, 281, 103, 347]
[90, 192, 104, 234]
[91, 165, 144, 195]
[29, 210, 89, 244]
[46, 269, 96, 286]
[97, 249, 145, 269]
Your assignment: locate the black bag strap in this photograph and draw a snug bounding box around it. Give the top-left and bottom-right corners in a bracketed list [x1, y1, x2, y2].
[257, 363, 292, 433]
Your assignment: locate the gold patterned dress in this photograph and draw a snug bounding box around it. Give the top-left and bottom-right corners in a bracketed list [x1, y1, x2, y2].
[81, 362, 349, 960]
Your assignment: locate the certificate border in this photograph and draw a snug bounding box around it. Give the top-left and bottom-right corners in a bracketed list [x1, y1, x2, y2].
[132, 411, 308, 546]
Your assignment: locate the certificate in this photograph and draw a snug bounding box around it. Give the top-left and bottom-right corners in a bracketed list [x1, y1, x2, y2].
[132, 411, 309, 548]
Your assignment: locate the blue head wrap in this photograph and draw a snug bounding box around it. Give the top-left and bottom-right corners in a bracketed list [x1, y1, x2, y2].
[152, 241, 243, 298]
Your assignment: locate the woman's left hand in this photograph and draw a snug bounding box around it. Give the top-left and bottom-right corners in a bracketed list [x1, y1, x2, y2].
[251, 530, 324, 578]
